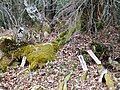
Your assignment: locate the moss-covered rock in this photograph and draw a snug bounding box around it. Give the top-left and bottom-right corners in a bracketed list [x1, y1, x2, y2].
[12, 19, 80, 70]
[13, 42, 59, 70]
[0, 17, 81, 71]
[0, 56, 10, 72]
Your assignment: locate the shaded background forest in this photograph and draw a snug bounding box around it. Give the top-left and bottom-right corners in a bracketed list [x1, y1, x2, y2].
[0, 0, 120, 35]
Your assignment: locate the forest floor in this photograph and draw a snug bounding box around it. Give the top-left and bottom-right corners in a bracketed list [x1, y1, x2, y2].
[0, 26, 120, 90]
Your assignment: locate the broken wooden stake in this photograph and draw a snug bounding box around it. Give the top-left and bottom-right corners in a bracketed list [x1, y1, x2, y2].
[87, 50, 101, 65]
[78, 55, 88, 80]
[20, 56, 26, 67]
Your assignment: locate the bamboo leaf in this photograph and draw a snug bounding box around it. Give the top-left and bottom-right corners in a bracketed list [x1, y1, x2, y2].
[31, 85, 40, 90]
[64, 71, 73, 83]
[81, 71, 88, 81]
[0, 36, 12, 40]
[63, 71, 73, 90]
[58, 81, 64, 90]
[63, 82, 67, 90]
[104, 72, 115, 90]
[58, 71, 73, 90]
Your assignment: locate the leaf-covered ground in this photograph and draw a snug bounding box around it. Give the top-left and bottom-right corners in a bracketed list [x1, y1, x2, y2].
[0, 26, 120, 90]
